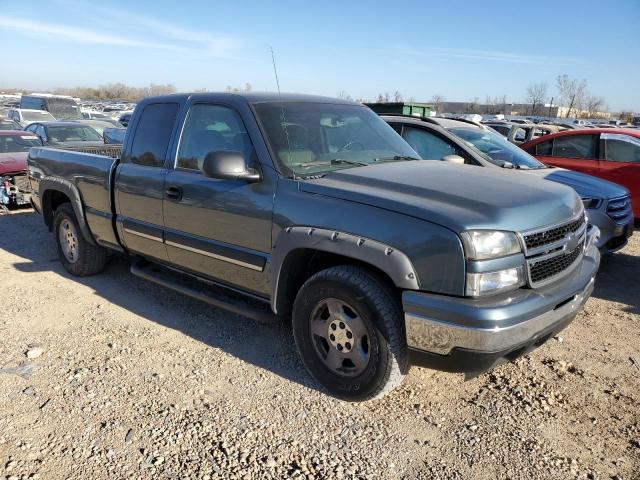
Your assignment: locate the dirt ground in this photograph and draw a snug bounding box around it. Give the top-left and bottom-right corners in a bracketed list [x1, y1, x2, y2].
[0, 210, 638, 480]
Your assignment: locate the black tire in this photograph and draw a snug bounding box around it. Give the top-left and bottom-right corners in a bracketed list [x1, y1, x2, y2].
[53, 203, 107, 276]
[292, 265, 408, 401]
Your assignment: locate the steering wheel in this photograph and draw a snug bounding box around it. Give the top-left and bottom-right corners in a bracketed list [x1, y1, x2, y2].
[338, 141, 365, 152]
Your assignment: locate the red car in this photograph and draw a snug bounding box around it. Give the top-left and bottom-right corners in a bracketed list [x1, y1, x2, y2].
[521, 128, 640, 219]
[0, 130, 42, 212]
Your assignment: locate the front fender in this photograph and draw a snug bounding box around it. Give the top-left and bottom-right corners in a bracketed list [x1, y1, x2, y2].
[270, 226, 419, 313]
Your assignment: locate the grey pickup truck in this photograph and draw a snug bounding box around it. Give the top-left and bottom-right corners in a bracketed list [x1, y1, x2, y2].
[28, 93, 601, 401]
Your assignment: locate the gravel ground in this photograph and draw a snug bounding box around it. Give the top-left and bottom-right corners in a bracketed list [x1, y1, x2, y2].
[0, 210, 638, 480]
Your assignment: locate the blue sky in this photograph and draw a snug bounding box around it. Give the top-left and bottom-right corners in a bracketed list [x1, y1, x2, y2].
[1, 0, 639, 111]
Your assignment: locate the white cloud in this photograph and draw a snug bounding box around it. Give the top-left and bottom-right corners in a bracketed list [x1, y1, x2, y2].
[0, 15, 184, 51]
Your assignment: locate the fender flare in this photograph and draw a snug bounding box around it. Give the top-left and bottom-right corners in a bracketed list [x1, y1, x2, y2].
[270, 226, 419, 313]
[39, 177, 97, 246]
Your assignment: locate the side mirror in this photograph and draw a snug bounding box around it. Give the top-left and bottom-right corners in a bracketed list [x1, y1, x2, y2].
[202, 151, 261, 183]
[442, 155, 465, 165]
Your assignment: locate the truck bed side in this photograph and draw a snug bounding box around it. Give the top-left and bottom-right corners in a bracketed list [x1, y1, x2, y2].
[28, 145, 122, 249]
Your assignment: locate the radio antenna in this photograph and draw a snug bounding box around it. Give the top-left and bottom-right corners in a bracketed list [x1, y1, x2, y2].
[270, 46, 294, 178]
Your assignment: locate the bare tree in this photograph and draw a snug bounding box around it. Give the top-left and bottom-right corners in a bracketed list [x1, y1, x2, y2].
[525, 82, 548, 116]
[430, 94, 446, 114]
[583, 95, 606, 118]
[394, 91, 403, 102]
[337, 91, 353, 101]
[556, 74, 587, 118]
[244, 83, 252, 92]
[466, 96, 480, 114]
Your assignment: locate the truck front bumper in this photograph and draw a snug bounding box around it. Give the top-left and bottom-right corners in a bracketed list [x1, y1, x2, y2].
[403, 234, 600, 374]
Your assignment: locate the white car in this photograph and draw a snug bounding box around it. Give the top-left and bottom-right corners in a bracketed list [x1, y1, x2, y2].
[7, 109, 56, 127]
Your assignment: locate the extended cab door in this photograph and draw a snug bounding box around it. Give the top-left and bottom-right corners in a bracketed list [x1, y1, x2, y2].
[114, 102, 180, 262]
[162, 102, 274, 296]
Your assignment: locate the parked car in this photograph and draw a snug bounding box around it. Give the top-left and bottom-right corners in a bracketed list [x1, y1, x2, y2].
[117, 111, 133, 127]
[484, 122, 565, 144]
[0, 119, 22, 131]
[521, 129, 640, 220]
[7, 108, 56, 127]
[20, 93, 82, 120]
[0, 130, 42, 212]
[24, 121, 104, 147]
[379, 115, 634, 253]
[81, 110, 113, 120]
[28, 93, 600, 401]
[78, 119, 126, 137]
[103, 127, 127, 145]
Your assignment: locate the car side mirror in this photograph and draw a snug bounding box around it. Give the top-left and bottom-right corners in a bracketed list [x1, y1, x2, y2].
[442, 155, 465, 164]
[202, 151, 261, 183]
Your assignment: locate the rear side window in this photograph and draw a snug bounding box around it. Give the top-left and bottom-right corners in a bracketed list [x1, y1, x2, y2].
[534, 140, 552, 156]
[552, 134, 597, 159]
[21, 97, 45, 110]
[129, 103, 179, 167]
[402, 126, 457, 160]
[600, 133, 640, 163]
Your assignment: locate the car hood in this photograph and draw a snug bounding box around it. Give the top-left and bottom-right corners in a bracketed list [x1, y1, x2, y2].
[522, 167, 628, 199]
[0, 152, 27, 175]
[298, 161, 582, 233]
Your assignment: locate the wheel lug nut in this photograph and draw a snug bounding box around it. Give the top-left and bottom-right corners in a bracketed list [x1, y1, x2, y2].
[346, 331, 353, 339]
[331, 324, 337, 331]
[330, 334, 335, 341]
[339, 322, 345, 329]
[337, 344, 343, 351]
[345, 342, 351, 350]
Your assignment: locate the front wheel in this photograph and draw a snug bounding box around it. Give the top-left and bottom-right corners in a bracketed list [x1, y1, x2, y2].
[292, 265, 408, 401]
[53, 203, 107, 276]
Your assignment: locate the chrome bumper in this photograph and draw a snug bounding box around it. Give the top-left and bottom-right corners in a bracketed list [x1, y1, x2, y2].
[403, 230, 600, 356]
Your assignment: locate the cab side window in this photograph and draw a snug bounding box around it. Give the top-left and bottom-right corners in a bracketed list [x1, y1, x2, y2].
[533, 140, 552, 156]
[402, 126, 458, 160]
[600, 133, 640, 163]
[552, 134, 597, 159]
[128, 103, 179, 167]
[176, 104, 253, 172]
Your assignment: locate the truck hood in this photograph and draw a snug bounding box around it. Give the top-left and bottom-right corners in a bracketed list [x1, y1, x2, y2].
[521, 167, 628, 200]
[0, 152, 27, 175]
[299, 161, 582, 233]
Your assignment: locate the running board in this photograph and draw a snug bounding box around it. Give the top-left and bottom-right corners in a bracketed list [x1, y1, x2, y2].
[130, 261, 277, 324]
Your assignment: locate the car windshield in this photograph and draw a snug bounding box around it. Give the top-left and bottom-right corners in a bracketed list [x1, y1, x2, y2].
[253, 102, 418, 175]
[47, 98, 82, 120]
[23, 111, 55, 121]
[47, 126, 102, 143]
[0, 134, 41, 153]
[449, 127, 547, 169]
[0, 120, 20, 130]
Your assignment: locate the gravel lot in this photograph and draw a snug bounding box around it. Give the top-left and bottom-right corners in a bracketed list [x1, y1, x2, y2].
[0, 210, 638, 480]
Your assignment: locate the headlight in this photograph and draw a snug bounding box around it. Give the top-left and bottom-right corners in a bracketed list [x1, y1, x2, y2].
[580, 197, 602, 209]
[460, 230, 521, 260]
[466, 266, 525, 297]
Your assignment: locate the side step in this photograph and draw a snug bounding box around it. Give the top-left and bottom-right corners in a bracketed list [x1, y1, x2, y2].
[130, 261, 278, 324]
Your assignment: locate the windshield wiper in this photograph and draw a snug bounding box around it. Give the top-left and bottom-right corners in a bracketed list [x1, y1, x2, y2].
[330, 159, 369, 166]
[374, 155, 420, 163]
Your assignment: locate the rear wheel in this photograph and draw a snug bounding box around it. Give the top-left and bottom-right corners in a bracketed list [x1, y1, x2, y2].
[53, 203, 107, 276]
[292, 265, 407, 401]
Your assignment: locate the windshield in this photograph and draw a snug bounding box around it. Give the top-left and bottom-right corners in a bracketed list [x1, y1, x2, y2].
[0, 134, 41, 153]
[23, 111, 56, 121]
[449, 127, 546, 169]
[253, 102, 418, 175]
[47, 126, 102, 143]
[0, 120, 21, 130]
[47, 98, 82, 120]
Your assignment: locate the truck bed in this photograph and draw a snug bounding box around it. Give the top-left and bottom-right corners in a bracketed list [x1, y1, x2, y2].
[28, 145, 120, 247]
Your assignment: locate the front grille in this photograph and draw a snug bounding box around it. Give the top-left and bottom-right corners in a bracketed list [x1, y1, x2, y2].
[523, 216, 585, 251]
[529, 239, 584, 284]
[606, 195, 632, 222]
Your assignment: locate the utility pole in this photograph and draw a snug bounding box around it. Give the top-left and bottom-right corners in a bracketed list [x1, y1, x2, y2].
[548, 96, 553, 121]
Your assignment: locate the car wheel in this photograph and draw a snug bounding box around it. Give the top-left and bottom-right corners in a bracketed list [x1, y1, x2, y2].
[292, 265, 407, 401]
[53, 203, 107, 276]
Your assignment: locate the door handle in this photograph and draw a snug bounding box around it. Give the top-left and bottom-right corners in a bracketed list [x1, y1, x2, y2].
[165, 186, 183, 200]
